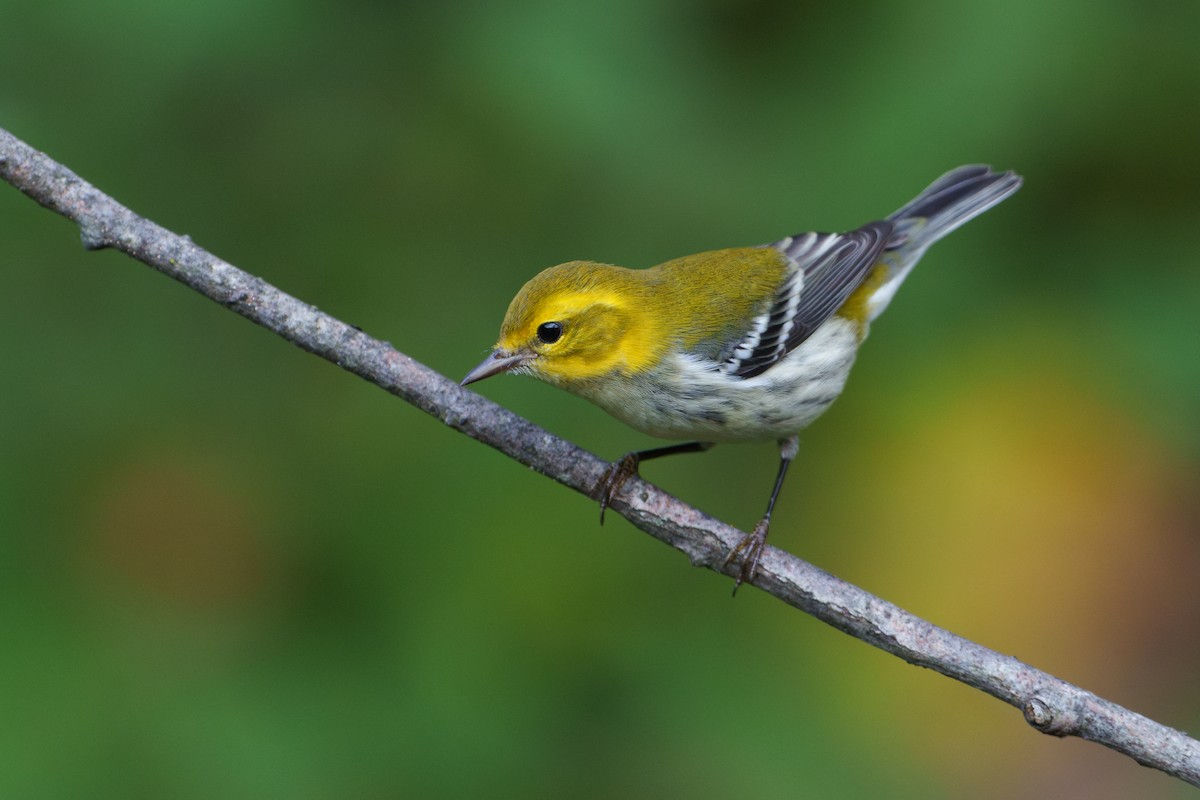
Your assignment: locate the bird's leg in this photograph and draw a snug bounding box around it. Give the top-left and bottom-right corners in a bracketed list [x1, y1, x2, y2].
[723, 435, 799, 594]
[598, 441, 714, 524]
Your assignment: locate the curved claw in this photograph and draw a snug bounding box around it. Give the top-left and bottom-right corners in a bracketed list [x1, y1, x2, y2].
[597, 452, 641, 524]
[722, 518, 771, 595]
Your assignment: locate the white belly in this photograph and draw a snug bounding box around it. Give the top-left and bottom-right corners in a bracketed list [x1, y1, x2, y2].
[579, 317, 861, 442]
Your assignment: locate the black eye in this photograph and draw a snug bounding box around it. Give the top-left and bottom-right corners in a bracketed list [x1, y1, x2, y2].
[536, 321, 563, 344]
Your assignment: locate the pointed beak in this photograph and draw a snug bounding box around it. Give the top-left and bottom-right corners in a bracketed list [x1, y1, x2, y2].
[461, 350, 533, 386]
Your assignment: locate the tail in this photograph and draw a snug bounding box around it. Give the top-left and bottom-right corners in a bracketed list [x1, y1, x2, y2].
[868, 165, 1022, 320]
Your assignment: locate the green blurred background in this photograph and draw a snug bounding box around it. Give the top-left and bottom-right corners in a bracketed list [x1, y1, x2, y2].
[2, 1, 1198, 797]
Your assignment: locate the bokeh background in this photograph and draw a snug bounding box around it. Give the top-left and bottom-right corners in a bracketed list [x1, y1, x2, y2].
[2, 1, 1199, 798]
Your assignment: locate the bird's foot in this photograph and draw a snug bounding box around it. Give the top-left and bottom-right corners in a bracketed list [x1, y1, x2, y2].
[722, 518, 770, 595]
[598, 452, 641, 524]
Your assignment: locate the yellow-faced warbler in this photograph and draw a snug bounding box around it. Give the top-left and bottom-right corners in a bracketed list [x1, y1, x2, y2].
[463, 165, 1022, 590]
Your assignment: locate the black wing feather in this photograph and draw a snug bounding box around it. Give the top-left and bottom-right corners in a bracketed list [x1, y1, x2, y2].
[726, 221, 893, 379]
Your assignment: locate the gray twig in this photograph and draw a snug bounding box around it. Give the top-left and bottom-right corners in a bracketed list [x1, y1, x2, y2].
[2, 126, 1197, 787]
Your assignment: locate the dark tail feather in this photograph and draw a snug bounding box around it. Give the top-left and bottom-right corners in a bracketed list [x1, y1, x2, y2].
[865, 165, 1021, 322]
[887, 165, 1023, 251]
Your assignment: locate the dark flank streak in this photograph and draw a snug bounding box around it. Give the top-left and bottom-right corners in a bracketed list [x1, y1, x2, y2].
[650, 398, 674, 420]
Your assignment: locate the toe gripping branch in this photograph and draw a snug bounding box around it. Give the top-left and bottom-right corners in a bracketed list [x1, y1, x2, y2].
[596, 441, 714, 524]
[594, 439, 793, 595]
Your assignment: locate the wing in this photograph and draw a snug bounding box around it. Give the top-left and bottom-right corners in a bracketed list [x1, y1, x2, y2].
[721, 221, 894, 379]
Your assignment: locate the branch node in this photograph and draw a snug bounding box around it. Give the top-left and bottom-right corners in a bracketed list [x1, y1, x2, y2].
[1024, 695, 1077, 736]
[79, 224, 110, 251]
[223, 289, 253, 310]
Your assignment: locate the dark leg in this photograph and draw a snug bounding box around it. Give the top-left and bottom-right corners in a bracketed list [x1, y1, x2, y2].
[723, 435, 799, 594]
[598, 441, 714, 523]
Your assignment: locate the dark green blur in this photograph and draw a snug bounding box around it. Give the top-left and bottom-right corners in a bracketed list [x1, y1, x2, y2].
[1, 1, 1198, 798]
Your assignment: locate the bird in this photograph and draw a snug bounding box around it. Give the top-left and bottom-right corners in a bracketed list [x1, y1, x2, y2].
[462, 165, 1022, 591]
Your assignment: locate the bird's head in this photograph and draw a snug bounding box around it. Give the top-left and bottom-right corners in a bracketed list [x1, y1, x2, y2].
[462, 261, 664, 389]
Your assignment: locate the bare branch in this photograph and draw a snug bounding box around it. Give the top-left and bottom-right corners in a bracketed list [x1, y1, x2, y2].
[2, 126, 1197, 787]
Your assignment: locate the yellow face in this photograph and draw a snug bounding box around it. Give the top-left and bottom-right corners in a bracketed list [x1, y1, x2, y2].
[462, 261, 665, 388]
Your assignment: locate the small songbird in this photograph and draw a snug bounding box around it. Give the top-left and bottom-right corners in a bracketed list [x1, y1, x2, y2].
[462, 165, 1022, 590]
